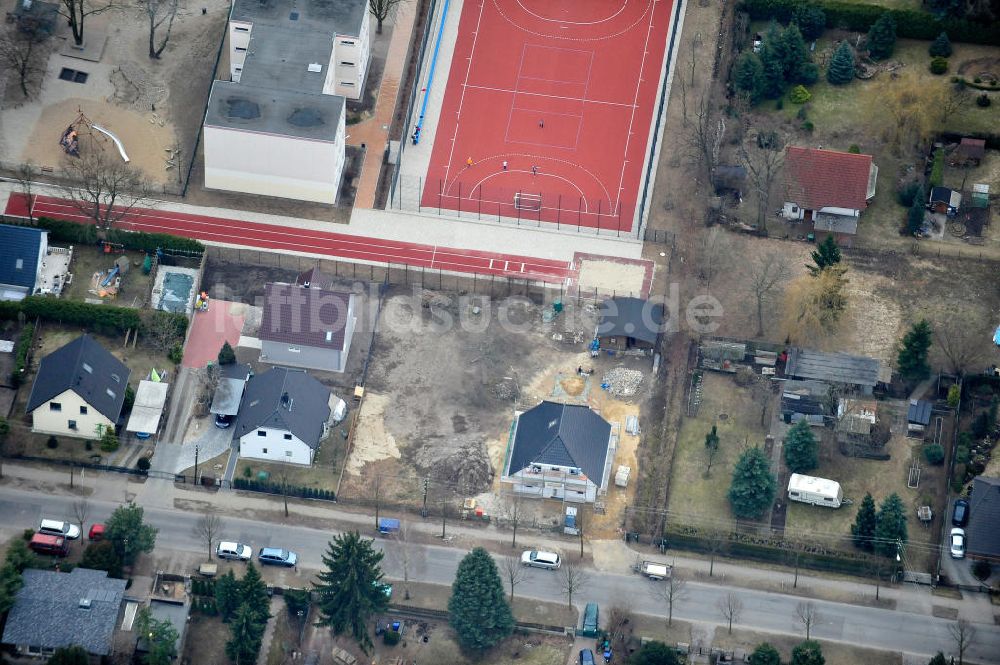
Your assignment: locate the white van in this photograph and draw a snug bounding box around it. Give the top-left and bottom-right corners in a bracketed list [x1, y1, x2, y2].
[216, 541, 252, 560]
[521, 550, 561, 570]
[39, 519, 81, 540]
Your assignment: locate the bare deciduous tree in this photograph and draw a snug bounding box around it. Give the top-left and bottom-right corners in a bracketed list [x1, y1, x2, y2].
[390, 520, 415, 600]
[0, 27, 47, 99]
[14, 162, 36, 222]
[948, 618, 976, 665]
[500, 554, 526, 603]
[372, 473, 382, 530]
[794, 601, 819, 640]
[193, 509, 223, 561]
[72, 499, 90, 536]
[740, 130, 784, 231]
[652, 571, 687, 627]
[696, 226, 734, 288]
[368, 0, 406, 34]
[500, 492, 525, 548]
[138, 0, 179, 59]
[745, 250, 790, 338]
[606, 605, 634, 652]
[62, 147, 152, 230]
[684, 90, 725, 186]
[716, 592, 743, 634]
[57, 0, 118, 47]
[934, 315, 988, 376]
[559, 563, 590, 609]
[781, 266, 850, 344]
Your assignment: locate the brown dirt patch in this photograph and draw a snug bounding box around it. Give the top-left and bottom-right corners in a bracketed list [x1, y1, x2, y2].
[560, 375, 586, 396]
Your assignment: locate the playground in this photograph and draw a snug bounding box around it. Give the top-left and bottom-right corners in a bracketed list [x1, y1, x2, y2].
[62, 245, 152, 306]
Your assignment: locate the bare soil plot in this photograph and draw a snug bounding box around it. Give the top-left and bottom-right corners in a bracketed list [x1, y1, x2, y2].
[667, 372, 771, 524]
[61, 246, 152, 307]
[182, 614, 230, 665]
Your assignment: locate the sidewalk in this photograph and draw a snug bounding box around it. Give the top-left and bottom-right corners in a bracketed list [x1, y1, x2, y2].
[1, 461, 991, 622]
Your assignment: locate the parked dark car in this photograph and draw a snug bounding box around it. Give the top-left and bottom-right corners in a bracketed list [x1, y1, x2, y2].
[952, 498, 969, 527]
[579, 649, 596, 665]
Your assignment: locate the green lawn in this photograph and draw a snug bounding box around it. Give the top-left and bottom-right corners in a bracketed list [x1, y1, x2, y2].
[667, 373, 771, 524]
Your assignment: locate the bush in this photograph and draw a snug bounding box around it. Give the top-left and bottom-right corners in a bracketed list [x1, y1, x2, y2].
[929, 148, 945, 187]
[923, 444, 945, 465]
[929, 32, 952, 57]
[929, 56, 948, 75]
[802, 120, 815, 132]
[32, 217, 205, 254]
[955, 445, 971, 464]
[383, 629, 401, 646]
[46, 436, 59, 449]
[137, 457, 151, 472]
[848, 144, 861, 153]
[794, 4, 826, 40]
[11, 323, 34, 387]
[776, 97, 784, 110]
[972, 559, 991, 581]
[168, 343, 184, 365]
[789, 84, 811, 103]
[896, 180, 923, 206]
[977, 93, 992, 107]
[796, 105, 809, 120]
[99, 428, 119, 453]
[797, 61, 819, 85]
[23, 528, 35, 541]
[11, 297, 184, 339]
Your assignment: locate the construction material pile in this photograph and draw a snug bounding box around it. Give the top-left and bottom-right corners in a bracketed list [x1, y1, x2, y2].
[602, 366, 644, 398]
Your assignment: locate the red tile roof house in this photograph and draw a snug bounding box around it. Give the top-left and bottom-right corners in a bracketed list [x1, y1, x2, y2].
[782, 147, 878, 236]
[259, 281, 357, 373]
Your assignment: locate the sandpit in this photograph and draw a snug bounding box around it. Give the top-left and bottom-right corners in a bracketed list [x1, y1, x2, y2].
[577, 258, 648, 295]
[18, 97, 176, 185]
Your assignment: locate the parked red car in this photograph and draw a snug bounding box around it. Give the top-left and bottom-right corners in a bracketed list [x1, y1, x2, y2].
[88, 523, 105, 541]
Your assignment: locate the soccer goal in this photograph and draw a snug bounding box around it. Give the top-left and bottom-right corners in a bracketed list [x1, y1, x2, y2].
[513, 192, 542, 211]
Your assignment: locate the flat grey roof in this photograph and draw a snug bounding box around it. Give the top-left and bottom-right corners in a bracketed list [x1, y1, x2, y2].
[205, 81, 344, 141]
[211, 377, 248, 416]
[241, 23, 333, 95]
[785, 348, 880, 388]
[232, 0, 367, 37]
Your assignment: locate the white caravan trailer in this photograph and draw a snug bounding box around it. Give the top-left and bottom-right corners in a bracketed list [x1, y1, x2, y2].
[787, 473, 843, 508]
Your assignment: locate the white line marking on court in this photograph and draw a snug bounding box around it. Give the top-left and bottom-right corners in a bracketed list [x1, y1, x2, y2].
[513, 0, 629, 25]
[520, 263, 525, 273]
[492, 0, 654, 42]
[613, 1, 657, 214]
[431, 246, 437, 266]
[464, 84, 637, 108]
[489, 259, 495, 269]
[504, 261, 509, 271]
[444, 0, 488, 185]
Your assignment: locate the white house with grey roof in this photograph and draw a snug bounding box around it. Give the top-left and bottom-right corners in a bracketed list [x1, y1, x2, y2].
[26, 334, 131, 439]
[203, 0, 368, 204]
[502, 401, 615, 503]
[234, 366, 333, 465]
[1, 567, 127, 658]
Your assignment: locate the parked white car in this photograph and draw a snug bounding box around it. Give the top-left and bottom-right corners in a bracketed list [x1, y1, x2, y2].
[950, 528, 966, 559]
[521, 550, 561, 570]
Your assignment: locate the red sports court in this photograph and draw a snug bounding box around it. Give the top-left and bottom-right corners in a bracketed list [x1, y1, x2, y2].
[421, 0, 675, 233]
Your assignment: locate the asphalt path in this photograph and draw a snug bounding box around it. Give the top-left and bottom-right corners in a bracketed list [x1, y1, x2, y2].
[3, 487, 998, 663]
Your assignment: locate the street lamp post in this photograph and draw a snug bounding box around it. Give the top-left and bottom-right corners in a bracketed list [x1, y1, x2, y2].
[193, 444, 199, 486]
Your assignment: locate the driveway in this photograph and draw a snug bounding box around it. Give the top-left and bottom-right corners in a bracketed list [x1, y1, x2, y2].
[182, 300, 247, 369]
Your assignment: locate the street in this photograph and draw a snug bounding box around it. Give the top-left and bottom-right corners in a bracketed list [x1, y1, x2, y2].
[2, 485, 998, 663]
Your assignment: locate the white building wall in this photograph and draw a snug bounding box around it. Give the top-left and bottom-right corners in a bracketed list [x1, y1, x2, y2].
[228, 21, 253, 81]
[505, 465, 597, 503]
[204, 118, 346, 205]
[31, 389, 115, 439]
[239, 426, 314, 465]
[329, 16, 370, 99]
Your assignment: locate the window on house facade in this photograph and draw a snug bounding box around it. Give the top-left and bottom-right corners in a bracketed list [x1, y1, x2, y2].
[262, 448, 268, 454]
[341, 81, 355, 86]
[283, 433, 292, 440]
[50, 402, 61, 412]
[80, 406, 88, 415]
[340, 39, 355, 45]
[236, 46, 246, 52]
[340, 61, 354, 66]
[257, 430, 266, 437]
[235, 26, 249, 32]
[285, 451, 293, 457]
[68, 420, 77, 430]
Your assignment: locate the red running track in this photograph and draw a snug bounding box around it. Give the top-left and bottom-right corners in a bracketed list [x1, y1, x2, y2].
[4, 194, 574, 283]
[422, 0, 673, 233]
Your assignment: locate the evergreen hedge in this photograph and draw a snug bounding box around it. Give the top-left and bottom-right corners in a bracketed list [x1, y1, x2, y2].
[0, 297, 186, 339]
[232, 477, 336, 501]
[33, 217, 205, 254]
[741, 0, 1000, 45]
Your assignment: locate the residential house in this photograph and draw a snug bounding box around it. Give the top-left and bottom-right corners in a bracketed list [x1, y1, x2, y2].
[596, 297, 665, 353]
[26, 334, 131, 439]
[233, 367, 332, 465]
[502, 401, 615, 503]
[966, 476, 1000, 563]
[784, 347, 880, 395]
[259, 282, 356, 373]
[203, 0, 369, 203]
[1, 567, 127, 659]
[782, 147, 879, 236]
[0, 224, 46, 301]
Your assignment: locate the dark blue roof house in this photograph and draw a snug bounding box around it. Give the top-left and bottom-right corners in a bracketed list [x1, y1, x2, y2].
[503, 401, 613, 503]
[0, 224, 47, 301]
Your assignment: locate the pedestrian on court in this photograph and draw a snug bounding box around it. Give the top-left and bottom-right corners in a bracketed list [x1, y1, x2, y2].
[502, 160, 508, 171]
[466, 156, 473, 168]
[538, 118, 544, 128]
[531, 165, 538, 175]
